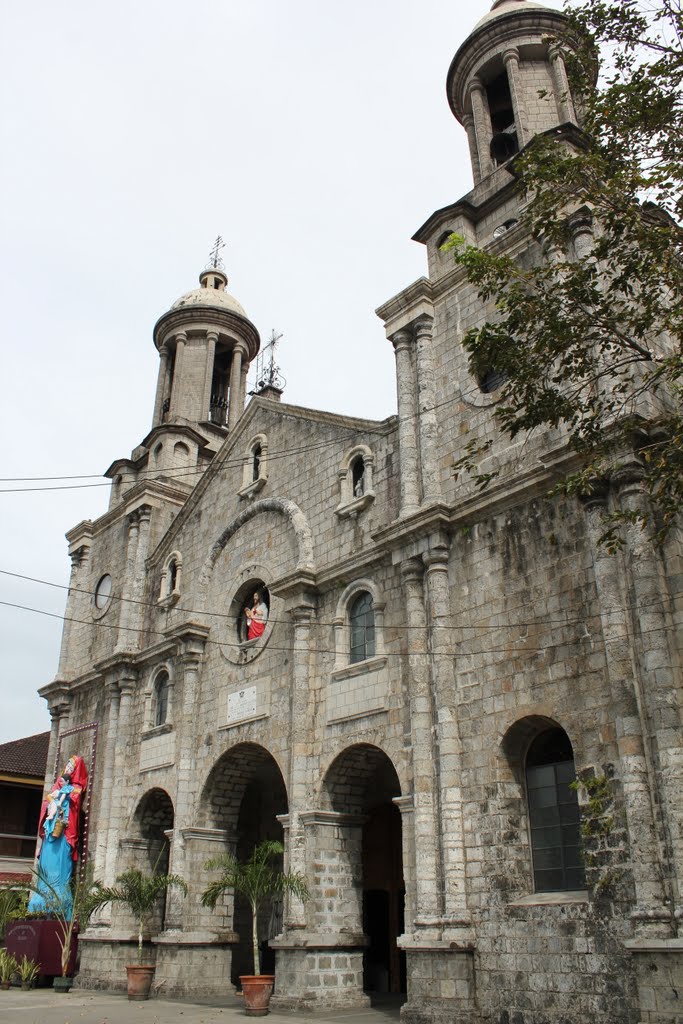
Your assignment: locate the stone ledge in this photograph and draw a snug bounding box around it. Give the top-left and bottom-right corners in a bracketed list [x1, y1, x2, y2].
[624, 938, 683, 953]
[153, 929, 238, 946]
[507, 890, 589, 907]
[270, 931, 368, 949]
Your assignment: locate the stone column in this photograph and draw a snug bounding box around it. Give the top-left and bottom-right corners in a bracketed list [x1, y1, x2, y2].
[153, 344, 170, 427]
[239, 361, 249, 415]
[502, 47, 528, 146]
[583, 488, 672, 934]
[616, 471, 683, 920]
[91, 679, 121, 890]
[57, 544, 90, 677]
[423, 543, 471, 936]
[393, 795, 416, 935]
[44, 696, 71, 791]
[115, 512, 140, 653]
[400, 558, 441, 931]
[468, 79, 494, 178]
[414, 316, 441, 505]
[103, 669, 137, 886]
[228, 343, 246, 430]
[164, 631, 210, 931]
[462, 114, 481, 185]
[169, 332, 187, 419]
[202, 331, 218, 422]
[549, 43, 577, 125]
[391, 330, 420, 517]
[271, 810, 370, 1012]
[284, 601, 317, 929]
[127, 504, 152, 649]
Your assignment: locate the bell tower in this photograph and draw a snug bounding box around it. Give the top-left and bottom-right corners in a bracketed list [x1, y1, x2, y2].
[447, 0, 582, 184]
[151, 251, 260, 433]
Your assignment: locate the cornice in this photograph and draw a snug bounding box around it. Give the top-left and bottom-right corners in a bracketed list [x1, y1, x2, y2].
[153, 306, 260, 361]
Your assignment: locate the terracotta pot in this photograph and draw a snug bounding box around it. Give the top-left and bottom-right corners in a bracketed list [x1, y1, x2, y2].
[0, 982, 10, 991]
[126, 964, 155, 1001]
[53, 976, 73, 993]
[240, 975, 274, 1016]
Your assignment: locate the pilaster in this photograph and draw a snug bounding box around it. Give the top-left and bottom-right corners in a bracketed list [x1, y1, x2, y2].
[391, 330, 420, 517]
[583, 486, 673, 935]
[414, 316, 441, 505]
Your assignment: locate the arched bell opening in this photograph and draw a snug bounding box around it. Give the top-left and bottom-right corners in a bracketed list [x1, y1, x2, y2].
[321, 744, 406, 997]
[199, 743, 288, 986]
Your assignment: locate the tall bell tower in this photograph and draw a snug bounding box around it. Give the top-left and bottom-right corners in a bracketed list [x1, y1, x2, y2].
[447, 0, 582, 184]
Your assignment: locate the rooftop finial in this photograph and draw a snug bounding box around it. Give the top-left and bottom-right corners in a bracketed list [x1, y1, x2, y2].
[208, 235, 226, 271]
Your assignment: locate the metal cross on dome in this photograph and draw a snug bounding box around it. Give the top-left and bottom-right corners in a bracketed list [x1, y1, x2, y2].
[208, 235, 226, 270]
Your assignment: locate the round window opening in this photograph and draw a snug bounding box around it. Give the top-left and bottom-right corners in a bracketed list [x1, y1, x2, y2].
[94, 574, 113, 610]
[234, 580, 270, 644]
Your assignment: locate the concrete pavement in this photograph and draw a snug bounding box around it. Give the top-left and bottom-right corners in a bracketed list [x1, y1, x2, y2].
[0, 989, 403, 1024]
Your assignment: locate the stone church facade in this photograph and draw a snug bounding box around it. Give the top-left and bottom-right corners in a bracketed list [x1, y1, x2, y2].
[40, 2, 683, 1022]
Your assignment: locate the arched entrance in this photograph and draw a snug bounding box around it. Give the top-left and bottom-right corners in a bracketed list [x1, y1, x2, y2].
[128, 788, 175, 932]
[322, 744, 405, 996]
[199, 743, 288, 984]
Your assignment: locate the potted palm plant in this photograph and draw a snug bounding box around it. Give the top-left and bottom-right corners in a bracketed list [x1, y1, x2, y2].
[93, 867, 187, 1000]
[202, 839, 308, 1017]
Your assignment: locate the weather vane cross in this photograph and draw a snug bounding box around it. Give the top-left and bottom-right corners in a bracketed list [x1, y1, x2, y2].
[208, 235, 226, 270]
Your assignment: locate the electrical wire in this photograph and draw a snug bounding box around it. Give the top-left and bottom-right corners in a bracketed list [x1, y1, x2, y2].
[0, 567, 676, 634]
[0, 596, 675, 661]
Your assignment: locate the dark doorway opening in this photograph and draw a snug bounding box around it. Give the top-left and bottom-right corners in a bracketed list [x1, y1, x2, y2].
[362, 801, 406, 994]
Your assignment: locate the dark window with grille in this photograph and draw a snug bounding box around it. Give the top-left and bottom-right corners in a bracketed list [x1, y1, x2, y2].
[155, 672, 170, 727]
[526, 729, 585, 892]
[349, 591, 375, 664]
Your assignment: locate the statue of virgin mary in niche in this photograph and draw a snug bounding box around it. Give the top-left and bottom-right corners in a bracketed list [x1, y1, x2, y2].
[28, 754, 88, 920]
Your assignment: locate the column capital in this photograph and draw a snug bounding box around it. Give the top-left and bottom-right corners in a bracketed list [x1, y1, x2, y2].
[173, 330, 188, 345]
[579, 478, 610, 513]
[290, 602, 316, 625]
[467, 77, 485, 98]
[502, 46, 520, 66]
[423, 545, 449, 571]
[70, 543, 91, 571]
[391, 328, 413, 352]
[400, 557, 424, 585]
[206, 329, 219, 343]
[413, 315, 434, 340]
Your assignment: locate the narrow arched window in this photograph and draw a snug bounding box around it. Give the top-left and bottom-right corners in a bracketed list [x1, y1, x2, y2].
[351, 456, 365, 497]
[349, 591, 375, 664]
[253, 444, 262, 482]
[168, 559, 178, 593]
[154, 672, 170, 727]
[526, 728, 584, 892]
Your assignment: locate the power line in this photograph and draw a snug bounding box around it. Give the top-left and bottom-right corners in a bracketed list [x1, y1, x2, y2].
[0, 566, 676, 635]
[0, 596, 676, 662]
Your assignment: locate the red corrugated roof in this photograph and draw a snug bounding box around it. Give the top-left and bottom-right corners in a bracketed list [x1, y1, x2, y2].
[0, 732, 50, 779]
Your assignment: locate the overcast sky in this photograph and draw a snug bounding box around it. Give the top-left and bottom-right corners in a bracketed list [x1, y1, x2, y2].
[0, 0, 562, 745]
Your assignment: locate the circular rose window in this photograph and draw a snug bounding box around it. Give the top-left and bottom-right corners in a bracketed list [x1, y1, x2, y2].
[94, 574, 113, 610]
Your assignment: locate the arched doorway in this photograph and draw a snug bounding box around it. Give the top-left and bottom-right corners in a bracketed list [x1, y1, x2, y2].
[199, 743, 288, 984]
[322, 744, 406, 996]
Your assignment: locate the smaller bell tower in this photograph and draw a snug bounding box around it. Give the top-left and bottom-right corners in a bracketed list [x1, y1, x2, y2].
[151, 242, 260, 433]
[447, 0, 583, 185]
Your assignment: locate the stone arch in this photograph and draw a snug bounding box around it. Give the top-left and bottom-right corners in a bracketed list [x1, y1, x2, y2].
[320, 742, 402, 814]
[198, 742, 288, 834]
[129, 787, 175, 868]
[198, 498, 316, 593]
[317, 744, 405, 995]
[197, 743, 288, 983]
[500, 711, 577, 784]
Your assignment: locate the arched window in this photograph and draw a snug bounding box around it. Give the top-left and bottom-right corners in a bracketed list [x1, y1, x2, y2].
[526, 728, 584, 892]
[349, 591, 375, 664]
[168, 558, 178, 593]
[239, 435, 268, 498]
[336, 445, 375, 517]
[351, 456, 365, 497]
[154, 671, 170, 727]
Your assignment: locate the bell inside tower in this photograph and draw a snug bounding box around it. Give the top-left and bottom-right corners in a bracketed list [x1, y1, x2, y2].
[487, 68, 519, 165]
[210, 348, 232, 427]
